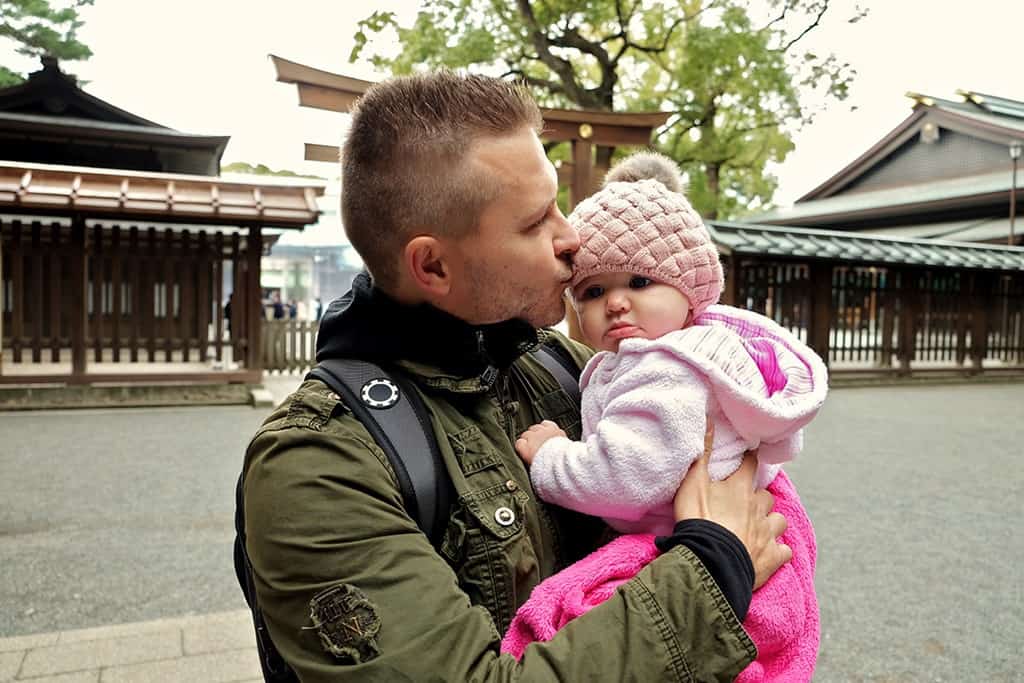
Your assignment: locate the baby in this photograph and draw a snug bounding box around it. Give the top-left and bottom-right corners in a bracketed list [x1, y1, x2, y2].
[503, 153, 827, 682]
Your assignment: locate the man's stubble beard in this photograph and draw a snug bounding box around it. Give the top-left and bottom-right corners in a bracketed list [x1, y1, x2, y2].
[464, 260, 565, 328]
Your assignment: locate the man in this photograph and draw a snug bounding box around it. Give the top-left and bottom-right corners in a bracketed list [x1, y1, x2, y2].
[241, 71, 790, 681]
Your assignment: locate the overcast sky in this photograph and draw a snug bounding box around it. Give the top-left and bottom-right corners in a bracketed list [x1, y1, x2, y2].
[4, 0, 1022, 207]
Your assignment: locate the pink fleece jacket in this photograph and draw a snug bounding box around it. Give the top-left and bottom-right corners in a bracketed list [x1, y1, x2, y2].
[504, 305, 827, 679]
[501, 471, 820, 682]
[529, 304, 829, 536]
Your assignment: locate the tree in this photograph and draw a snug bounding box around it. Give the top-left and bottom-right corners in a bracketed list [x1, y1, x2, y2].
[351, 0, 863, 219]
[221, 161, 325, 180]
[0, 0, 94, 88]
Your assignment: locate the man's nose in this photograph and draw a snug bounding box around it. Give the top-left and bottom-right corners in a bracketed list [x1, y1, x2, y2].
[552, 210, 579, 259]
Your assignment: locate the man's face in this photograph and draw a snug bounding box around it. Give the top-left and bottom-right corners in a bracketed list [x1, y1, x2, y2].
[448, 127, 578, 327]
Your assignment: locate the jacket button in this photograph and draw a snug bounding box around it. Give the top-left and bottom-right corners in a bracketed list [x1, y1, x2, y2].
[505, 479, 518, 492]
[494, 506, 516, 526]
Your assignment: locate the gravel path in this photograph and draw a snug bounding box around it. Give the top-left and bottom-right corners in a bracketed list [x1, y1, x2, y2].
[1, 381, 1021, 681]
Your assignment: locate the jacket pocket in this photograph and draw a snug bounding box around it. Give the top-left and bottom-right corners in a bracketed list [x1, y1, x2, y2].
[442, 425, 538, 633]
[531, 389, 582, 441]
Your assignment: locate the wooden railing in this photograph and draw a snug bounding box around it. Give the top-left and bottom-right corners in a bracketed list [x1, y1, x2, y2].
[262, 320, 318, 373]
[1, 218, 261, 384]
[733, 260, 1024, 375]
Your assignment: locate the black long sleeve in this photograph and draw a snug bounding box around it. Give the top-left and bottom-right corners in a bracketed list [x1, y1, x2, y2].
[655, 519, 755, 621]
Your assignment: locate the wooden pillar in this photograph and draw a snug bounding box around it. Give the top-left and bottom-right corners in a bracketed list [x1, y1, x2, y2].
[128, 227, 140, 363]
[896, 269, 919, 375]
[721, 253, 740, 307]
[231, 233, 244, 363]
[32, 223, 43, 363]
[70, 217, 88, 378]
[955, 272, 971, 366]
[807, 261, 832, 368]
[11, 221, 23, 363]
[880, 284, 895, 368]
[0, 221, 4, 375]
[571, 139, 593, 209]
[969, 272, 991, 373]
[91, 225, 103, 362]
[48, 223, 60, 362]
[196, 231, 210, 363]
[214, 232, 224, 362]
[162, 228, 174, 362]
[245, 225, 263, 372]
[180, 230, 193, 362]
[111, 226, 122, 362]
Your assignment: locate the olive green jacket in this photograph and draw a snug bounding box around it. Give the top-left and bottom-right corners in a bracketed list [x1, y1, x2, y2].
[243, 326, 755, 681]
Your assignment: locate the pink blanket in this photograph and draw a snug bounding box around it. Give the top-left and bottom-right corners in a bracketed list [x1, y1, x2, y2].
[501, 471, 819, 682]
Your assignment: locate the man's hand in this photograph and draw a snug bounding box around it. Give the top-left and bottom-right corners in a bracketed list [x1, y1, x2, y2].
[673, 422, 791, 589]
[515, 420, 566, 466]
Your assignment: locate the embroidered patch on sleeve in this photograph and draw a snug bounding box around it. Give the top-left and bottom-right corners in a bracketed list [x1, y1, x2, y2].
[308, 583, 382, 664]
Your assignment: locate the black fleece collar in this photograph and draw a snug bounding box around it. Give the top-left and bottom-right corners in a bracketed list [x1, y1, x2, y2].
[315, 271, 541, 377]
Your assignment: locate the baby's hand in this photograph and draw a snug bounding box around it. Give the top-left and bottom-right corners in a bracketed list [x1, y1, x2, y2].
[515, 420, 566, 466]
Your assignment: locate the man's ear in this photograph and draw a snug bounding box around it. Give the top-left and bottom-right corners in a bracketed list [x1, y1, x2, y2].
[403, 235, 452, 298]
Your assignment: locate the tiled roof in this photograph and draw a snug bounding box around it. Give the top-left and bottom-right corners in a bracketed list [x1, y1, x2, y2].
[709, 221, 1024, 271]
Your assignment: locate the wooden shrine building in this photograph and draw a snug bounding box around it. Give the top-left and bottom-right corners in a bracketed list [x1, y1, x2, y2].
[759, 91, 1024, 246]
[0, 59, 323, 386]
[729, 90, 1024, 378]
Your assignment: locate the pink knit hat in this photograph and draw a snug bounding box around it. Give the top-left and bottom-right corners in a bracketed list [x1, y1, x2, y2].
[569, 153, 724, 318]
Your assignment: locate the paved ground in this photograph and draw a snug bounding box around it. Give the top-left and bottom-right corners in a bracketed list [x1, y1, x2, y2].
[1, 380, 1021, 681]
[0, 610, 259, 682]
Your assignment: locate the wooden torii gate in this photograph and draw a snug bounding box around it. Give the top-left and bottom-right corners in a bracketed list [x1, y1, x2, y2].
[270, 56, 669, 336]
[270, 55, 669, 209]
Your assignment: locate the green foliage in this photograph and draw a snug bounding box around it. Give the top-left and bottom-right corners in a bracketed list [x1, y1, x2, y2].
[221, 161, 325, 180]
[351, 0, 859, 219]
[0, 0, 94, 86]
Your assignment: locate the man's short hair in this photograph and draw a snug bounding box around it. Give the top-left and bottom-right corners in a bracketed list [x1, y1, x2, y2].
[341, 70, 543, 288]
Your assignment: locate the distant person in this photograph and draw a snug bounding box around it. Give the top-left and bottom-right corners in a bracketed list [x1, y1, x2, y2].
[287, 299, 298, 319]
[223, 295, 232, 335]
[505, 153, 827, 681]
[271, 292, 285, 320]
[313, 296, 323, 322]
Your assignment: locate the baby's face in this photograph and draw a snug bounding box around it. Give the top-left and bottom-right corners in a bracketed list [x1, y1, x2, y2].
[571, 272, 691, 352]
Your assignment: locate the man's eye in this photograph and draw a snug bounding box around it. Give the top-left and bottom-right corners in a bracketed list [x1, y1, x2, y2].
[526, 205, 552, 230]
[629, 276, 652, 289]
[582, 285, 604, 300]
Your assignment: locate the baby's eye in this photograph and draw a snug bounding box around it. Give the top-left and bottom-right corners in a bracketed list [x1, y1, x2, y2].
[629, 276, 652, 289]
[580, 285, 604, 300]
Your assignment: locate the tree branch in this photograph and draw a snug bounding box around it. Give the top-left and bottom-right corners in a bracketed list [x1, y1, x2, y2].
[782, 1, 830, 51]
[501, 69, 568, 96]
[761, 0, 794, 31]
[514, 0, 589, 105]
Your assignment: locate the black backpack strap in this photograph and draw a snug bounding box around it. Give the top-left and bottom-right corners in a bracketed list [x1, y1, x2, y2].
[532, 342, 582, 405]
[308, 358, 452, 547]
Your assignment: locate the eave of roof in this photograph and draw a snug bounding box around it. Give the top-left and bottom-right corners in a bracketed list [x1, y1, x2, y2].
[709, 221, 1024, 271]
[0, 111, 230, 148]
[0, 161, 324, 229]
[758, 170, 1016, 226]
[857, 217, 1016, 244]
